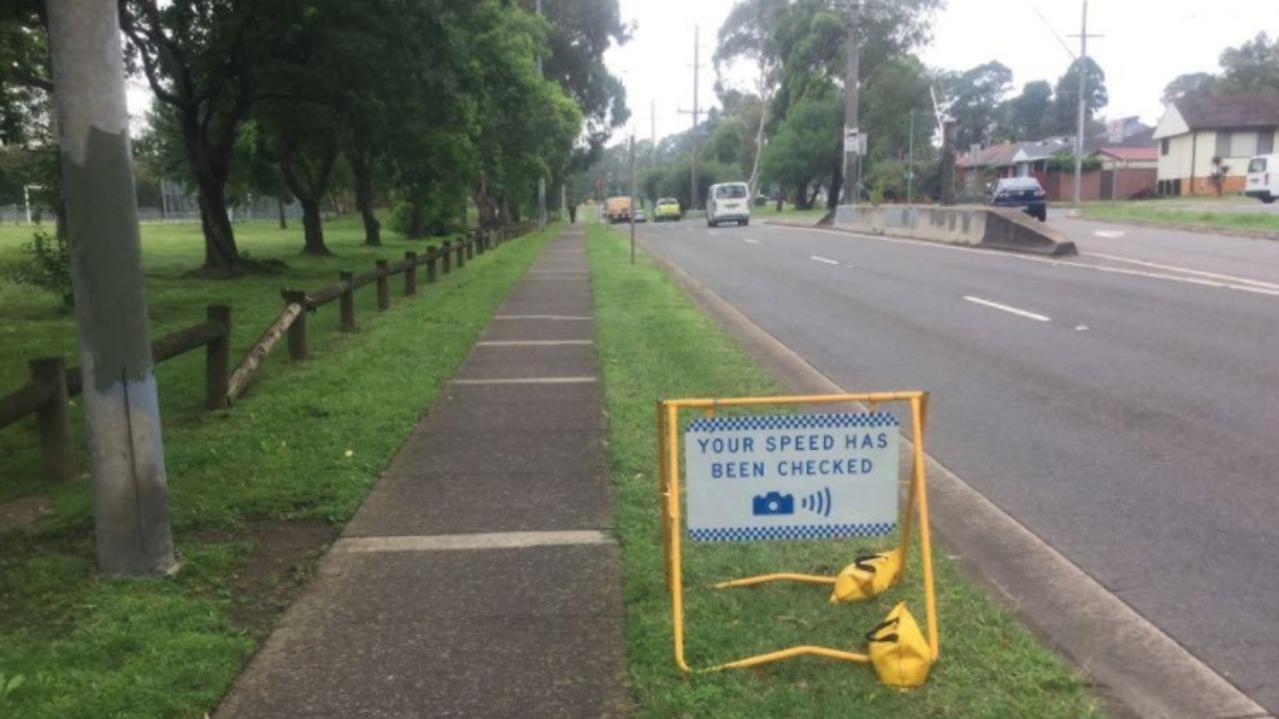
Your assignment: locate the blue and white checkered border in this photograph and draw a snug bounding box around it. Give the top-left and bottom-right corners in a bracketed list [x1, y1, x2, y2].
[686, 412, 898, 434]
[689, 522, 896, 542]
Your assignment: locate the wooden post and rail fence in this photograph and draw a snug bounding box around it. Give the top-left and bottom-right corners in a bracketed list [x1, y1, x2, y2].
[0, 223, 534, 483]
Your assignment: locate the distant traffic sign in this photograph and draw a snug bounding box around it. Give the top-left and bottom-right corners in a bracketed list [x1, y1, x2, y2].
[684, 412, 899, 542]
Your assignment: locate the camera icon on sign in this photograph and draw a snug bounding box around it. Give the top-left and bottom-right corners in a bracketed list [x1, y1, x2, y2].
[751, 491, 795, 516]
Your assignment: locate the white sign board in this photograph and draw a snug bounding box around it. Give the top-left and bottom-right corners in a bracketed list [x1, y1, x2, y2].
[684, 412, 899, 542]
[844, 128, 866, 156]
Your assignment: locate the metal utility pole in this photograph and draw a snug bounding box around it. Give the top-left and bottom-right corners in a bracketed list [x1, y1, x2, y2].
[842, 0, 861, 205]
[45, 0, 177, 577]
[628, 133, 637, 265]
[677, 27, 703, 210]
[907, 110, 915, 205]
[941, 119, 957, 206]
[535, 0, 547, 227]
[1068, 0, 1102, 205]
[1073, 0, 1087, 204]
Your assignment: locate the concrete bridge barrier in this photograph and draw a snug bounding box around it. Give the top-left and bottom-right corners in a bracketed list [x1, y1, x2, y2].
[830, 204, 1077, 256]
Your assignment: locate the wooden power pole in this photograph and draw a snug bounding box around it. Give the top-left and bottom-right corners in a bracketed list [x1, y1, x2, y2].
[842, 0, 861, 204]
[45, 0, 178, 576]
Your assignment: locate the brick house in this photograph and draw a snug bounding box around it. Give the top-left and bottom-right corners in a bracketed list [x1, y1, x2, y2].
[1090, 146, 1158, 199]
[1153, 95, 1279, 196]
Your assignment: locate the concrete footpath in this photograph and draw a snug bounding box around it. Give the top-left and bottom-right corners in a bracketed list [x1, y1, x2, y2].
[216, 226, 629, 718]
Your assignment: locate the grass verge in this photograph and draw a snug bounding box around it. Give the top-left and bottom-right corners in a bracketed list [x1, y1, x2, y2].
[0, 217, 554, 718]
[587, 221, 1101, 718]
[1081, 201, 1279, 237]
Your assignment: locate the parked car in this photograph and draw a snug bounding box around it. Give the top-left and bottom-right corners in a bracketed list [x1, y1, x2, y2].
[987, 177, 1047, 221]
[1245, 154, 1278, 204]
[654, 197, 682, 221]
[633, 209, 647, 223]
[707, 182, 751, 227]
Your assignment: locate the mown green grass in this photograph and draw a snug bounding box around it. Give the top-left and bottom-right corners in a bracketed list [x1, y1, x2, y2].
[0, 216, 554, 718]
[750, 202, 829, 223]
[587, 221, 1102, 718]
[1081, 201, 1279, 235]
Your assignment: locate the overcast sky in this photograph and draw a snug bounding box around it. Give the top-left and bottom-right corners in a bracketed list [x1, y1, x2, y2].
[605, 0, 1279, 144]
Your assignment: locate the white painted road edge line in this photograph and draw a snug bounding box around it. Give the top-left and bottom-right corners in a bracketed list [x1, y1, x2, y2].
[963, 295, 1052, 322]
[476, 340, 593, 347]
[451, 377, 597, 385]
[779, 224, 1279, 299]
[809, 254, 841, 266]
[334, 530, 614, 553]
[743, 238, 761, 245]
[494, 315, 592, 321]
[1082, 251, 1279, 290]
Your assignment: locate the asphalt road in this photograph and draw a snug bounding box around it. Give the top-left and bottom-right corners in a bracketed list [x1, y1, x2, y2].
[635, 215, 1279, 712]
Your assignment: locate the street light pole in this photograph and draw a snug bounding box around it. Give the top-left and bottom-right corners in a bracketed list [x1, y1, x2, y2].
[1073, 0, 1088, 205]
[45, 0, 178, 576]
[842, 0, 861, 204]
[907, 110, 915, 205]
[629, 133, 637, 265]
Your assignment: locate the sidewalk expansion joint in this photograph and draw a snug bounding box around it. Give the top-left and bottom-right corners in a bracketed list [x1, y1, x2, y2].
[451, 377, 597, 385]
[494, 314, 593, 321]
[476, 340, 594, 346]
[333, 530, 614, 553]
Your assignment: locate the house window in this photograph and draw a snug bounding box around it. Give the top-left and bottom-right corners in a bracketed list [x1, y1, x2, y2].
[1217, 131, 1259, 158]
[1215, 131, 1231, 157]
[1160, 138, 1169, 156]
[1231, 131, 1258, 157]
[1260, 131, 1275, 154]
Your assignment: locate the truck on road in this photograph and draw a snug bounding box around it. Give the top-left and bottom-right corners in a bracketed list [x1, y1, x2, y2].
[605, 196, 632, 223]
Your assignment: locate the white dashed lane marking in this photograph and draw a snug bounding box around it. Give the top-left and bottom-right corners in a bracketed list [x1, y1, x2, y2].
[963, 296, 1052, 322]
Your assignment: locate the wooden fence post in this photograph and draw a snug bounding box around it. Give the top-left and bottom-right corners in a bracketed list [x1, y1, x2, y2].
[376, 260, 390, 310]
[456, 237, 466, 268]
[475, 230, 485, 255]
[426, 247, 438, 283]
[339, 270, 357, 332]
[206, 305, 231, 410]
[283, 290, 309, 360]
[442, 241, 452, 274]
[404, 252, 418, 295]
[466, 233, 475, 259]
[29, 357, 72, 483]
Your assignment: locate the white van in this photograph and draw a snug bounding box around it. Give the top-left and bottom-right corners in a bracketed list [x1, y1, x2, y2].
[1245, 154, 1278, 204]
[706, 182, 751, 227]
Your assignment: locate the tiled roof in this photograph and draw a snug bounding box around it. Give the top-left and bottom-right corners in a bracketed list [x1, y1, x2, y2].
[1175, 95, 1279, 130]
[1095, 146, 1158, 161]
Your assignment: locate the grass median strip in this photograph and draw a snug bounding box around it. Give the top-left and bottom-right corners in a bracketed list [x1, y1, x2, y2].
[0, 218, 554, 718]
[1081, 201, 1279, 237]
[587, 221, 1102, 718]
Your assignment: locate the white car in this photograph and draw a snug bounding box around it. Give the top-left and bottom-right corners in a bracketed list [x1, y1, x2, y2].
[1245, 154, 1278, 204]
[706, 182, 751, 227]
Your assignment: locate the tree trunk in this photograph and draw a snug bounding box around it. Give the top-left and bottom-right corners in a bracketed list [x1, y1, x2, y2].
[277, 195, 287, 229]
[407, 200, 427, 239]
[279, 142, 337, 255]
[300, 198, 328, 255]
[196, 174, 242, 270]
[794, 183, 810, 210]
[351, 152, 380, 245]
[827, 162, 843, 210]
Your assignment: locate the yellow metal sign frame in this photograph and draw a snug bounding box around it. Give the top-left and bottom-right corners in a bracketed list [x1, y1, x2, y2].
[658, 391, 939, 673]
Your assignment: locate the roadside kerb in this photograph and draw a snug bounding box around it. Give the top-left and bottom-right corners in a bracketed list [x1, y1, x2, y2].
[637, 233, 1271, 719]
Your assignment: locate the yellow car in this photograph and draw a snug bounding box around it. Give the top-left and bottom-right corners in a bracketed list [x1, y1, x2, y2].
[654, 197, 682, 222]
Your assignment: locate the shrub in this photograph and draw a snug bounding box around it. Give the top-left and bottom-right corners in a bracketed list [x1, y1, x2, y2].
[1, 230, 74, 307]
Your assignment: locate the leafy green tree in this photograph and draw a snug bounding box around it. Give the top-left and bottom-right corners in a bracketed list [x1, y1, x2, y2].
[1162, 72, 1217, 104]
[760, 93, 841, 209]
[1217, 32, 1279, 96]
[943, 61, 1013, 151]
[1052, 57, 1108, 135]
[120, 0, 299, 273]
[1004, 80, 1054, 140]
